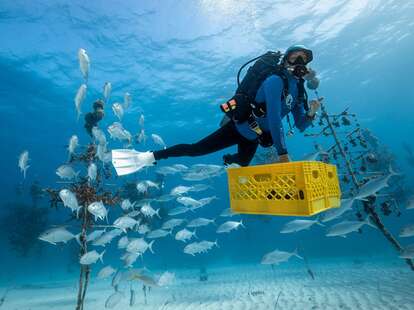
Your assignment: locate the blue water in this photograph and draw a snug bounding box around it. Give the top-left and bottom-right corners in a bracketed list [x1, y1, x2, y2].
[1, 0, 414, 308]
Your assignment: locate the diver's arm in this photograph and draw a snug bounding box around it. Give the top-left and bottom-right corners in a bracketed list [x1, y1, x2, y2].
[263, 75, 288, 155]
[291, 101, 314, 132]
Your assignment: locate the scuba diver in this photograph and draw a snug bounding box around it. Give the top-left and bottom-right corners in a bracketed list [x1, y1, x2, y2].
[112, 45, 322, 176]
[84, 99, 105, 135]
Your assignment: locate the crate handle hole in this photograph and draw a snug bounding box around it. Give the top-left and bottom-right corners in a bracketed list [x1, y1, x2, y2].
[312, 170, 319, 178]
[299, 190, 305, 200]
[327, 171, 334, 178]
[253, 174, 271, 182]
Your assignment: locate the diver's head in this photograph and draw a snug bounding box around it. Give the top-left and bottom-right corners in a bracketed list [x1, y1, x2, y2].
[283, 45, 313, 78]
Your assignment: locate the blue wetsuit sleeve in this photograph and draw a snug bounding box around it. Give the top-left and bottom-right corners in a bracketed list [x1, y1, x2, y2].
[263, 75, 288, 155]
[291, 101, 313, 132]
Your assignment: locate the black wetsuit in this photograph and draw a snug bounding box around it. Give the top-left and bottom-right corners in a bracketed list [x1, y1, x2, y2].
[153, 120, 258, 167]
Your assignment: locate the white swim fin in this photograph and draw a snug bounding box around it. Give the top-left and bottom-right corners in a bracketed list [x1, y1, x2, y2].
[111, 149, 156, 176]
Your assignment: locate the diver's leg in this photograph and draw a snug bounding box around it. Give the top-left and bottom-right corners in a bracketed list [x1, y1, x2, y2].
[230, 138, 259, 167]
[153, 121, 239, 160]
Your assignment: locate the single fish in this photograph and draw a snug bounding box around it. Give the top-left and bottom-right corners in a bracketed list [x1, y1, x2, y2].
[80, 250, 105, 265]
[56, 164, 79, 180]
[320, 198, 355, 223]
[158, 271, 175, 287]
[59, 189, 81, 216]
[177, 196, 202, 208]
[399, 224, 414, 238]
[168, 206, 191, 216]
[187, 218, 215, 228]
[39, 227, 78, 245]
[96, 144, 111, 163]
[170, 185, 193, 196]
[147, 229, 171, 239]
[189, 183, 211, 192]
[118, 236, 129, 249]
[93, 229, 122, 247]
[326, 217, 377, 237]
[175, 228, 197, 242]
[137, 128, 147, 144]
[68, 135, 79, 157]
[261, 248, 302, 265]
[92, 127, 107, 145]
[112, 103, 124, 120]
[126, 238, 154, 254]
[113, 216, 138, 232]
[121, 199, 135, 211]
[137, 224, 150, 235]
[151, 133, 166, 149]
[124, 92, 131, 110]
[280, 219, 324, 234]
[156, 166, 179, 176]
[103, 82, 111, 103]
[183, 240, 218, 256]
[196, 196, 218, 209]
[87, 201, 108, 221]
[105, 291, 124, 309]
[86, 229, 106, 242]
[161, 218, 186, 230]
[78, 48, 90, 81]
[399, 244, 414, 259]
[98, 265, 116, 279]
[216, 220, 244, 233]
[88, 163, 97, 182]
[172, 164, 188, 171]
[18, 150, 30, 178]
[155, 194, 176, 202]
[354, 167, 398, 200]
[74, 84, 87, 120]
[107, 122, 132, 143]
[302, 150, 328, 161]
[122, 252, 140, 268]
[138, 113, 144, 128]
[140, 203, 160, 218]
[220, 208, 237, 217]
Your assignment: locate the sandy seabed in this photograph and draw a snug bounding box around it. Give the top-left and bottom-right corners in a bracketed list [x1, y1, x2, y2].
[2, 261, 414, 310]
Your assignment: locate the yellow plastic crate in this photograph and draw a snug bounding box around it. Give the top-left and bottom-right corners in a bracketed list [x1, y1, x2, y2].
[226, 161, 341, 217]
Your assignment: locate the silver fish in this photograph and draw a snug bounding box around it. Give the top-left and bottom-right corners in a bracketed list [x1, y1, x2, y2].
[59, 189, 81, 216]
[123, 92, 131, 110]
[189, 184, 211, 192]
[68, 135, 79, 156]
[92, 127, 107, 145]
[38, 227, 77, 245]
[88, 163, 97, 182]
[121, 199, 135, 211]
[18, 150, 30, 179]
[118, 236, 129, 249]
[86, 229, 106, 242]
[399, 224, 414, 238]
[147, 229, 171, 239]
[80, 250, 105, 265]
[138, 113, 144, 128]
[140, 203, 160, 218]
[156, 166, 179, 176]
[105, 291, 124, 309]
[326, 217, 377, 237]
[354, 167, 398, 200]
[103, 82, 111, 102]
[107, 122, 131, 143]
[177, 196, 202, 208]
[137, 224, 150, 235]
[170, 185, 193, 196]
[113, 216, 138, 232]
[261, 248, 302, 265]
[98, 265, 116, 279]
[399, 244, 414, 259]
[172, 164, 188, 171]
[220, 208, 237, 217]
[151, 133, 166, 148]
[122, 252, 140, 268]
[112, 102, 124, 120]
[161, 218, 186, 230]
[126, 238, 154, 254]
[56, 164, 79, 180]
[74, 84, 87, 120]
[157, 272, 175, 287]
[216, 220, 244, 233]
[187, 218, 215, 228]
[78, 48, 90, 81]
[137, 128, 147, 144]
[183, 240, 218, 256]
[280, 219, 324, 234]
[175, 228, 197, 242]
[168, 206, 191, 216]
[87, 201, 108, 221]
[320, 198, 355, 223]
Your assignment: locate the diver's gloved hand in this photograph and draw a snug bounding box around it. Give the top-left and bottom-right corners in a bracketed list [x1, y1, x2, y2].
[307, 97, 323, 118]
[278, 153, 290, 163]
